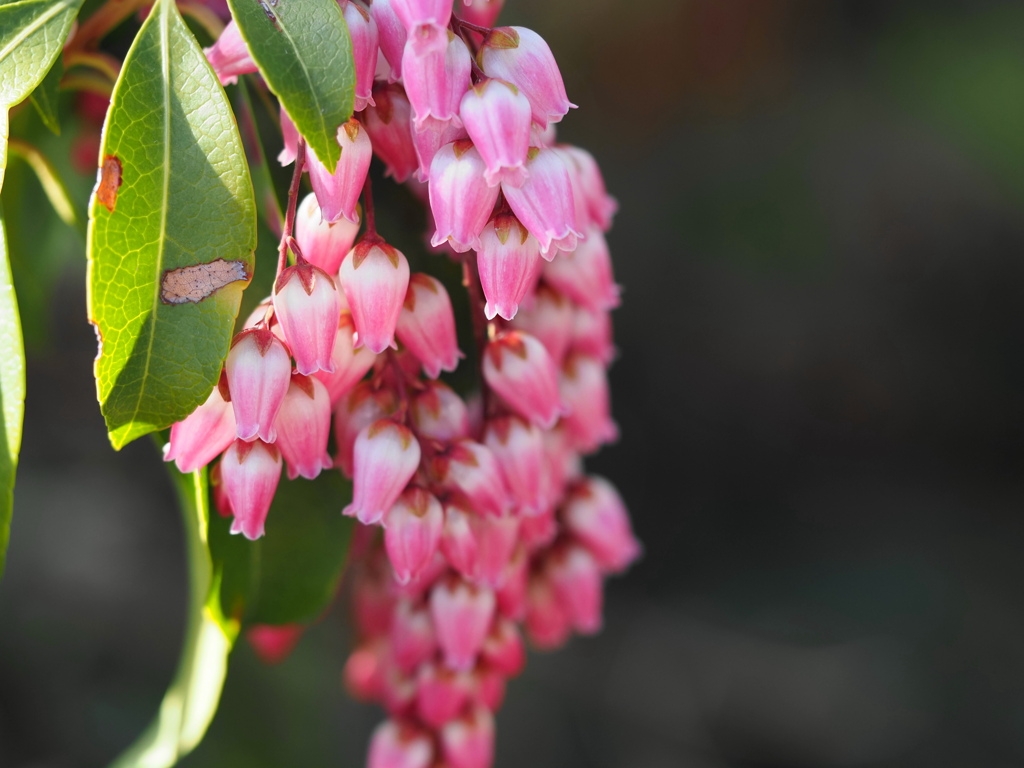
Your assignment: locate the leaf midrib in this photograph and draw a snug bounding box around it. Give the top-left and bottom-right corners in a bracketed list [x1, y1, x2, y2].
[119, 0, 172, 443]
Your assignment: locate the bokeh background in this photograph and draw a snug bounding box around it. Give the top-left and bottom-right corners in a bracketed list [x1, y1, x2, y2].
[4, 0, 1024, 766]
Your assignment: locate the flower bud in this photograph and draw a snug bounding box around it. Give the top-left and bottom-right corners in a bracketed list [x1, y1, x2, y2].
[480, 617, 525, 677]
[203, 20, 257, 86]
[460, 79, 532, 187]
[220, 439, 282, 540]
[416, 662, 472, 728]
[502, 147, 582, 258]
[430, 576, 495, 671]
[433, 440, 510, 518]
[294, 192, 360, 275]
[384, 487, 444, 585]
[333, 382, 400, 477]
[391, 0, 452, 56]
[314, 311, 376, 404]
[367, 720, 433, 768]
[563, 476, 641, 573]
[340, 239, 411, 354]
[396, 273, 462, 378]
[390, 598, 437, 673]
[363, 85, 419, 182]
[479, 26, 576, 128]
[410, 381, 471, 442]
[273, 262, 341, 375]
[476, 213, 542, 321]
[342, 0, 379, 112]
[273, 375, 333, 480]
[429, 140, 499, 253]
[344, 419, 422, 526]
[402, 32, 471, 130]
[246, 623, 304, 665]
[509, 283, 573, 364]
[225, 327, 292, 443]
[459, 0, 504, 28]
[440, 706, 495, 768]
[483, 416, 545, 515]
[542, 224, 620, 310]
[164, 385, 236, 473]
[524, 569, 570, 649]
[483, 331, 563, 429]
[307, 119, 372, 224]
[559, 353, 618, 453]
[547, 544, 603, 634]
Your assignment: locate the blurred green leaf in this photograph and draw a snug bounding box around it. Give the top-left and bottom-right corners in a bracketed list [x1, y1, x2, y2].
[109, 465, 239, 768]
[28, 52, 62, 134]
[86, 0, 256, 450]
[0, 208, 25, 581]
[210, 471, 353, 626]
[8, 137, 80, 233]
[227, 0, 354, 169]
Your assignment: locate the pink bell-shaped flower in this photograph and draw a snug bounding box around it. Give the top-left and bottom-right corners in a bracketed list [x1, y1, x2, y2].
[501, 147, 582, 258]
[307, 119, 372, 224]
[440, 500, 478, 579]
[479, 26, 576, 128]
[220, 438, 282, 540]
[339, 238, 411, 354]
[342, 0, 379, 112]
[559, 353, 618, 453]
[428, 140, 499, 253]
[278, 106, 299, 166]
[369, 0, 408, 83]
[480, 617, 525, 677]
[401, 31, 471, 130]
[384, 487, 444, 585]
[460, 79, 532, 187]
[483, 331, 563, 429]
[391, 0, 452, 56]
[390, 599, 437, 672]
[467, 514, 519, 588]
[433, 440, 510, 518]
[542, 224, 620, 310]
[294, 192, 360, 275]
[483, 415, 545, 516]
[367, 720, 433, 768]
[203, 20, 257, 86]
[495, 545, 528, 620]
[440, 706, 495, 768]
[164, 384, 236, 473]
[396, 273, 462, 378]
[343, 419, 422, 525]
[273, 261, 342, 375]
[459, 0, 504, 28]
[524, 569, 571, 649]
[509, 283, 573, 364]
[570, 303, 616, 365]
[563, 476, 641, 573]
[476, 212, 542, 321]
[362, 85, 419, 182]
[410, 381, 471, 442]
[273, 374, 333, 480]
[246, 623, 304, 665]
[547, 544, 604, 634]
[416, 662, 473, 728]
[430, 575, 495, 670]
[333, 382, 400, 477]
[473, 666, 507, 713]
[412, 119, 467, 183]
[559, 144, 617, 232]
[314, 311, 376, 404]
[225, 326, 292, 443]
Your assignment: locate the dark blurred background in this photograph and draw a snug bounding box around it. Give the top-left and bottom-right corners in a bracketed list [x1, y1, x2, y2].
[4, 0, 1024, 766]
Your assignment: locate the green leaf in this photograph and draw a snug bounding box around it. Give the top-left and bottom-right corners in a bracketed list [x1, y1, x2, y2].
[29, 51, 62, 134]
[86, 0, 257, 450]
[0, 0, 82, 108]
[8, 138, 81, 234]
[109, 464, 239, 768]
[210, 472, 353, 626]
[0, 207, 26, 581]
[227, 0, 354, 169]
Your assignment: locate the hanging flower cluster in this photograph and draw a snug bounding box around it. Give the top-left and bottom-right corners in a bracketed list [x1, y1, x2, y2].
[164, 1, 640, 765]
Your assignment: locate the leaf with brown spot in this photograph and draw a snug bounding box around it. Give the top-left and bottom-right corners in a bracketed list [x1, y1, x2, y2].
[95, 155, 122, 212]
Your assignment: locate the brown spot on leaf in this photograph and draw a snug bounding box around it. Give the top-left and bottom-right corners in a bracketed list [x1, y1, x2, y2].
[160, 259, 250, 304]
[97, 155, 122, 212]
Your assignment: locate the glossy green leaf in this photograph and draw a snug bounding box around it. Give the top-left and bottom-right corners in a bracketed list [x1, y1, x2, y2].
[0, 208, 25, 581]
[109, 465, 238, 768]
[0, 0, 82, 108]
[210, 472, 353, 626]
[29, 52, 62, 134]
[86, 0, 256, 450]
[227, 0, 354, 169]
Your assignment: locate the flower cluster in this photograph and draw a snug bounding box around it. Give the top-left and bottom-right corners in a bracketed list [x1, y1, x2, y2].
[164, 1, 640, 766]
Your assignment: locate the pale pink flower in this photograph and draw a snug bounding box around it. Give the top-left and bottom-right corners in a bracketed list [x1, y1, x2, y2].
[225, 327, 292, 443]
[344, 419, 422, 526]
[342, 0, 379, 111]
[483, 331, 563, 429]
[203, 20, 257, 86]
[294, 192, 360, 275]
[273, 375, 333, 480]
[273, 261, 341, 375]
[428, 140, 499, 253]
[339, 239, 411, 354]
[430, 576, 496, 670]
[307, 119, 372, 224]
[460, 79, 532, 187]
[396, 273, 462, 378]
[220, 439, 282, 540]
[476, 212, 542, 321]
[164, 385, 235, 473]
[367, 720, 433, 768]
[502, 147, 582, 258]
[384, 487, 444, 585]
[362, 85, 419, 182]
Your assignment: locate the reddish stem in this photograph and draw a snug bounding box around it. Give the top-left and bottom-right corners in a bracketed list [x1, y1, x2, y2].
[277, 139, 306, 276]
